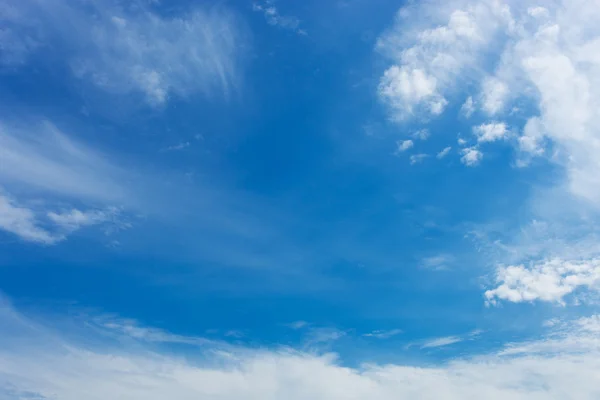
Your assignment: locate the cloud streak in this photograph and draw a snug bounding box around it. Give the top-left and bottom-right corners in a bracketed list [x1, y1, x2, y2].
[2, 300, 600, 399]
[4, 0, 244, 105]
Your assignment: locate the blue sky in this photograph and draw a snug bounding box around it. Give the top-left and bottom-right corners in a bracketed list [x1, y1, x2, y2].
[2, 0, 600, 398]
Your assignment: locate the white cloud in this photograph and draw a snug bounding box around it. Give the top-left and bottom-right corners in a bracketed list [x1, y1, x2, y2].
[420, 335, 463, 349]
[396, 139, 414, 152]
[457, 138, 467, 146]
[162, 142, 191, 152]
[377, 2, 514, 120]
[461, 147, 482, 166]
[436, 146, 452, 159]
[377, 0, 600, 206]
[461, 96, 475, 118]
[421, 254, 453, 270]
[0, 194, 60, 244]
[5, 302, 600, 400]
[47, 208, 115, 233]
[363, 329, 403, 339]
[473, 122, 508, 143]
[410, 154, 428, 165]
[412, 129, 430, 140]
[286, 321, 309, 330]
[253, 1, 305, 35]
[0, 121, 127, 203]
[0, 194, 122, 244]
[481, 77, 509, 115]
[5, 0, 242, 105]
[485, 258, 600, 305]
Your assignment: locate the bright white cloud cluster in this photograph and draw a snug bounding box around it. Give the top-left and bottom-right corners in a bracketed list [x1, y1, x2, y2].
[2, 301, 600, 400]
[3, 0, 242, 105]
[377, 0, 600, 204]
[473, 122, 508, 143]
[377, 2, 514, 119]
[485, 258, 600, 305]
[460, 147, 482, 166]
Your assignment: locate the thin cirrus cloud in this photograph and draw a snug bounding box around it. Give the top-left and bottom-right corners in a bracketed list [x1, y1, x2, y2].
[0, 120, 131, 244]
[2, 299, 600, 400]
[3, 0, 244, 105]
[376, 0, 600, 207]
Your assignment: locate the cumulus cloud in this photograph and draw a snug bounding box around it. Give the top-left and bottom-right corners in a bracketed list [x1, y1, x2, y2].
[3, 301, 600, 399]
[473, 122, 508, 143]
[377, 2, 514, 119]
[396, 139, 414, 152]
[376, 0, 600, 206]
[485, 258, 600, 305]
[461, 147, 482, 166]
[4, 0, 243, 105]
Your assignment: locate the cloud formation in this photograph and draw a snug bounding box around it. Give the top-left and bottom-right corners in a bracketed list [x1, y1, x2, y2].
[3, 0, 243, 105]
[485, 258, 600, 305]
[2, 300, 600, 399]
[376, 0, 600, 207]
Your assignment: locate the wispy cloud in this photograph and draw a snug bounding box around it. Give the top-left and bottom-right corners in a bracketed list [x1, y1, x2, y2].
[0, 194, 60, 244]
[2, 300, 600, 399]
[419, 330, 482, 349]
[410, 154, 428, 165]
[363, 329, 403, 339]
[161, 142, 191, 152]
[0, 120, 127, 203]
[436, 146, 452, 159]
[253, 1, 306, 35]
[4, 0, 244, 105]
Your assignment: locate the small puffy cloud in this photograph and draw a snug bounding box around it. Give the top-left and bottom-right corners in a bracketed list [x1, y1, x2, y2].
[457, 138, 467, 146]
[473, 122, 508, 143]
[410, 154, 428, 165]
[436, 146, 452, 159]
[461, 147, 482, 166]
[485, 258, 600, 305]
[396, 139, 414, 152]
[379, 66, 445, 119]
